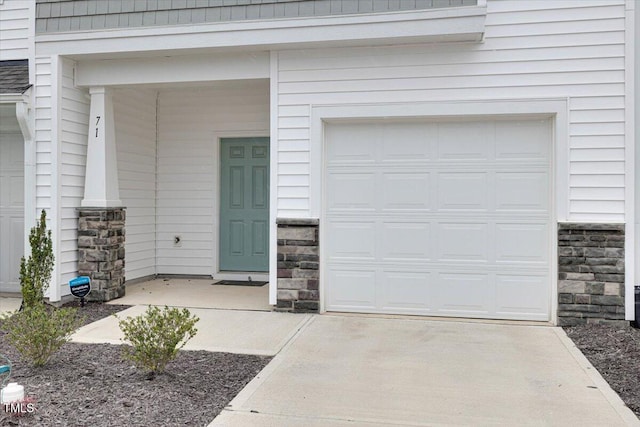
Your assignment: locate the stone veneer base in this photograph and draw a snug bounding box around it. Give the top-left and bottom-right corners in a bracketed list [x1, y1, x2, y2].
[77, 207, 126, 302]
[276, 218, 319, 313]
[558, 223, 625, 326]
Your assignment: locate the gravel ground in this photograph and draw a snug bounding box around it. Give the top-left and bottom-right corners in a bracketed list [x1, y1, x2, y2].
[0, 303, 271, 426]
[564, 323, 640, 419]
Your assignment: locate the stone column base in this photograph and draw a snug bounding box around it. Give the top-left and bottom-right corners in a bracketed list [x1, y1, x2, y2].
[77, 207, 126, 302]
[276, 218, 319, 313]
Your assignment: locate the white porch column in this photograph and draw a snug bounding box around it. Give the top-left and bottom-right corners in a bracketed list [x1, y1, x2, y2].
[81, 87, 121, 207]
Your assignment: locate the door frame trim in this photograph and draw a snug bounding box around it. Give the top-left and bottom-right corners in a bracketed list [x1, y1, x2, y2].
[213, 132, 270, 283]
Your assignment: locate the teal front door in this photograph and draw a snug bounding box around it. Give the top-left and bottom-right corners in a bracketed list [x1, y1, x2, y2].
[219, 138, 269, 272]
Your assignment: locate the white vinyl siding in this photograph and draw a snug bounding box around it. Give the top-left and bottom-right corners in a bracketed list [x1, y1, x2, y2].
[275, 0, 627, 222]
[156, 80, 269, 275]
[0, 0, 31, 61]
[114, 88, 157, 281]
[59, 58, 89, 294]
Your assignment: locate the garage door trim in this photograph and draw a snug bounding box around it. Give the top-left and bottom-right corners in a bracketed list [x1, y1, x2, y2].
[310, 100, 568, 324]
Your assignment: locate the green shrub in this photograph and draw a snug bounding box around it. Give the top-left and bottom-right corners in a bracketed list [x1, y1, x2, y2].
[1, 303, 83, 367]
[0, 209, 79, 367]
[20, 210, 54, 309]
[118, 306, 199, 375]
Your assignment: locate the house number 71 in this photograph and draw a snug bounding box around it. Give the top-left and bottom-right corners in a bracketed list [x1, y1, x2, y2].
[95, 116, 101, 138]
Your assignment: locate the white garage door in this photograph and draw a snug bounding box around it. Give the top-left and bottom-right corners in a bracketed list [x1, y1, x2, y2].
[324, 118, 551, 321]
[0, 107, 24, 293]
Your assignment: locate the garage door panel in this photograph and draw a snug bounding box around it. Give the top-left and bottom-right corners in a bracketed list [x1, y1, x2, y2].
[495, 120, 550, 160]
[0, 130, 24, 292]
[438, 272, 491, 314]
[0, 132, 23, 168]
[380, 271, 433, 312]
[495, 172, 548, 211]
[326, 125, 377, 163]
[326, 172, 376, 211]
[437, 172, 488, 211]
[326, 268, 377, 310]
[9, 175, 24, 206]
[436, 223, 489, 262]
[381, 222, 431, 261]
[437, 122, 490, 160]
[495, 223, 548, 264]
[380, 123, 434, 161]
[382, 172, 431, 211]
[9, 215, 24, 284]
[495, 274, 549, 318]
[326, 221, 376, 260]
[324, 118, 551, 321]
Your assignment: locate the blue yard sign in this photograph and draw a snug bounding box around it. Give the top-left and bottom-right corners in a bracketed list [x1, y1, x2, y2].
[69, 276, 91, 306]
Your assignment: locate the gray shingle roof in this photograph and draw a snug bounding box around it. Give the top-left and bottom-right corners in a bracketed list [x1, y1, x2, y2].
[0, 60, 30, 95]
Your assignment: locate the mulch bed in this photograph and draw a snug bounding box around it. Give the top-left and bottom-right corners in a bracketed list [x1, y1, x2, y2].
[564, 323, 640, 418]
[0, 303, 271, 426]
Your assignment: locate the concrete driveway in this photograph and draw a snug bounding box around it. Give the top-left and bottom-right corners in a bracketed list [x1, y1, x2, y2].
[212, 315, 639, 426]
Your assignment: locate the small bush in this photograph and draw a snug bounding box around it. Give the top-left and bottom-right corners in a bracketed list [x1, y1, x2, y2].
[118, 306, 199, 375]
[1, 303, 83, 367]
[20, 210, 54, 309]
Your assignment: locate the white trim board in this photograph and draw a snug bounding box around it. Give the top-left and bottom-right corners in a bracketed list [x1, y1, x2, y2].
[75, 53, 270, 87]
[49, 55, 62, 302]
[630, 0, 639, 321]
[269, 51, 279, 306]
[35, 6, 486, 59]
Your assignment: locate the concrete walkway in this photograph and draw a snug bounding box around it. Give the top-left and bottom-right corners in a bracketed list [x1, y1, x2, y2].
[0, 297, 21, 316]
[212, 315, 640, 426]
[72, 306, 310, 356]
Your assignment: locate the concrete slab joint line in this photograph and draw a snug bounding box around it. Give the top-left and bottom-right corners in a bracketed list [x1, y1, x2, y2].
[213, 315, 316, 414]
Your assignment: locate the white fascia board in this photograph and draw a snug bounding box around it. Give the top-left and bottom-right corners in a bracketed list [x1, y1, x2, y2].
[75, 52, 269, 87]
[0, 94, 24, 103]
[35, 6, 486, 59]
